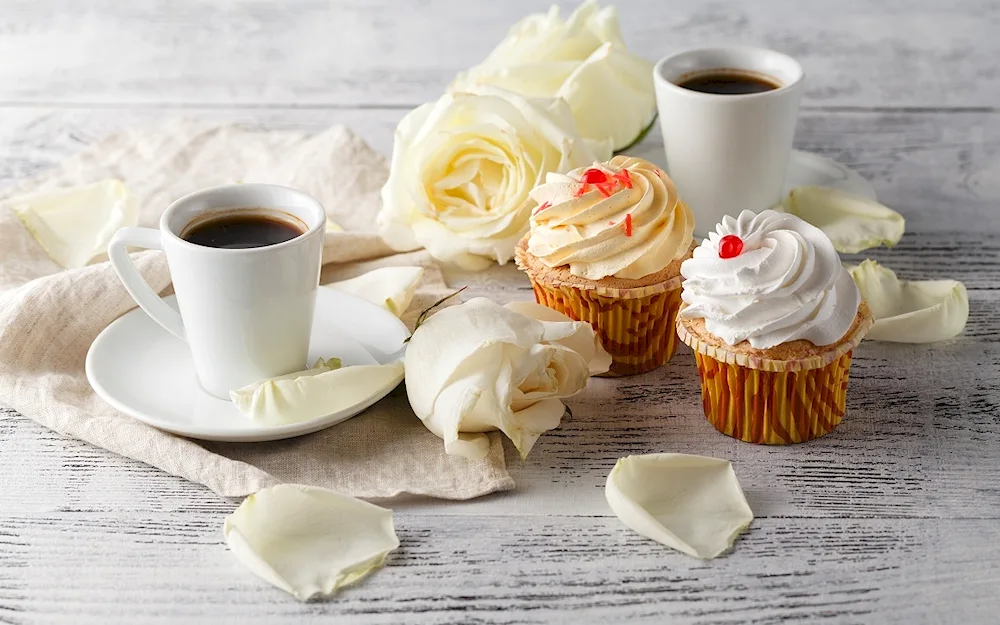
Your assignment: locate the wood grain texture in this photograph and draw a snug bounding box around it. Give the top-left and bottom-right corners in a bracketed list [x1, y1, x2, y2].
[2, 0, 1000, 108]
[2, 510, 999, 624]
[2, 0, 1000, 622]
[2, 107, 999, 237]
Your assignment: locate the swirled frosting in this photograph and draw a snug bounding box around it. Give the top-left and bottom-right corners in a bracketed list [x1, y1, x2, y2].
[679, 209, 861, 349]
[525, 155, 694, 280]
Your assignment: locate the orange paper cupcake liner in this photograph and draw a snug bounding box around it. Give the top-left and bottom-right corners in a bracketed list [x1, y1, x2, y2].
[528, 278, 684, 376]
[677, 302, 874, 444]
[693, 350, 854, 444]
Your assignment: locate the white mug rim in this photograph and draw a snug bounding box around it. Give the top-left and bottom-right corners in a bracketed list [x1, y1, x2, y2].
[159, 183, 326, 255]
[654, 46, 805, 102]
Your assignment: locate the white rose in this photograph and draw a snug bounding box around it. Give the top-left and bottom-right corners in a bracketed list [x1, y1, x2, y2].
[378, 86, 607, 270]
[404, 298, 611, 459]
[450, 0, 656, 152]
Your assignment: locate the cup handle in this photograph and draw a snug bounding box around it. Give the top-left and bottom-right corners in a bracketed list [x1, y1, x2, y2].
[108, 227, 186, 341]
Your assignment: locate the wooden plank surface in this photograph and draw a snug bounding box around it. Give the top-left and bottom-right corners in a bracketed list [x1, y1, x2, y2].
[1, 0, 999, 622]
[3, 510, 1000, 624]
[2, 0, 999, 108]
[2, 107, 998, 237]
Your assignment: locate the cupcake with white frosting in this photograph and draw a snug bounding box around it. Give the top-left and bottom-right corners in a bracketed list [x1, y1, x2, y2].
[676, 209, 874, 444]
[514, 155, 696, 375]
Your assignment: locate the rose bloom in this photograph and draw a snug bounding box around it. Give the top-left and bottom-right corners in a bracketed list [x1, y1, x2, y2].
[378, 85, 608, 270]
[450, 0, 655, 152]
[404, 298, 611, 459]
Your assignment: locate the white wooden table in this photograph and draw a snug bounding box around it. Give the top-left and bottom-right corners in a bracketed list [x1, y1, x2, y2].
[2, 1, 999, 622]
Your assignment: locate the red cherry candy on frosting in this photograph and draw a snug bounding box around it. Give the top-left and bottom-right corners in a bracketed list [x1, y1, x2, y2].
[719, 235, 744, 259]
[580, 168, 608, 184]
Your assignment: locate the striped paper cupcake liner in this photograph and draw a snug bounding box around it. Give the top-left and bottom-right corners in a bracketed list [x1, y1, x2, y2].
[693, 350, 854, 444]
[677, 303, 874, 444]
[528, 278, 684, 377]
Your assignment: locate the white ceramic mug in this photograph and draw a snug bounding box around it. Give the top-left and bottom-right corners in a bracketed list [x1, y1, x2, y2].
[108, 184, 326, 399]
[653, 47, 805, 236]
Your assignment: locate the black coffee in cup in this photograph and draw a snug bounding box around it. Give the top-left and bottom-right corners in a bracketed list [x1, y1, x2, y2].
[676, 70, 781, 95]
[182, 210, 306, 249]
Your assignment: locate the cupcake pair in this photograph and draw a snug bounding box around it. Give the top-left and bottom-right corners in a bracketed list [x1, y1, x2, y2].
[515, 156, 872, 444]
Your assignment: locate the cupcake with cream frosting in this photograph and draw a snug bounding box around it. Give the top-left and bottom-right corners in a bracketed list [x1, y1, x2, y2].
[676, 209, 874, 444]
[514, 155, 695, 376]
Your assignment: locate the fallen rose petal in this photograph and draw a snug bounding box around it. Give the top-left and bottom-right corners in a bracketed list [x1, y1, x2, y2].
[230, 361, 404, 426]
[224, 484, 399, 601]
[782, 185, 904, 253]
[847, 259, 968, 343]
[605, 454, 753, 559]
[6, 179, 139, 268]
[330, 267, 425, 316]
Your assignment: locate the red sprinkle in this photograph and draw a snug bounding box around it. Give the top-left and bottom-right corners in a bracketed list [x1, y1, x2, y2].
[624, 213, 633, 237]
[575, 183, 589, 197]
[719, 235, 744, 259]
[613, 169, 633, 188]
[608, 220, 615, 225]
[595, 182, 613, 197]
[580, 168, 608, 184]
[532, 201, 551, 215]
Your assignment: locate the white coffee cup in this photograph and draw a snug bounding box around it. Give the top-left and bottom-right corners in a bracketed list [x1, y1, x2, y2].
[108, 184, 326, 399]
[653, 47, 805, 236]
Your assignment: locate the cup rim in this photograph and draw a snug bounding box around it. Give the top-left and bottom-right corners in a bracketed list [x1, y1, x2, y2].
[160, 183, 327, 254]
[653, 46, 804, 101]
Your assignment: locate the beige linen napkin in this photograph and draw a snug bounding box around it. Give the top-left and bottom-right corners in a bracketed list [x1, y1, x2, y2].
[0, 119, 513, 500]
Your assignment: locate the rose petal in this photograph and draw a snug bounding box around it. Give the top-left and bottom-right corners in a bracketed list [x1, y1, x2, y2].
[504, 300, 612, 374]
[6, 179, 139, 268]
[558, 42, 655, 152]
[330, 267, 424, 317]
[230, 362, 404, 426]
[605, 454, 754, 559]
[781, 186, 904, 253]
[223, 484, 399, 601]
[847, 259, 968, 343]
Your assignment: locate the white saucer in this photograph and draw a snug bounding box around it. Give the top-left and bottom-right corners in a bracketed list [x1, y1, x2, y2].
[630, 145, 877, 200]
[86, 287, 408, 442]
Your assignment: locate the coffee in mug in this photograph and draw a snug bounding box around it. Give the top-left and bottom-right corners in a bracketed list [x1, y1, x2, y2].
[675, 70, 781, 95]
[182, 209, 306, 249]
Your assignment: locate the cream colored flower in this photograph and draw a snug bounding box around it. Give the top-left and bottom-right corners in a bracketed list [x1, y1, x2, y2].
[224, 484, 398, 601]
[847, 260, 968, 343]
[378, 86, 606, 270]
[404, 298, 611, 459]
[450, 0, 655, 151]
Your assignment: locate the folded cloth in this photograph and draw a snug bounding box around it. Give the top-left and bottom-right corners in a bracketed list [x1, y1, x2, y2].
[0, 120, 513, 500]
